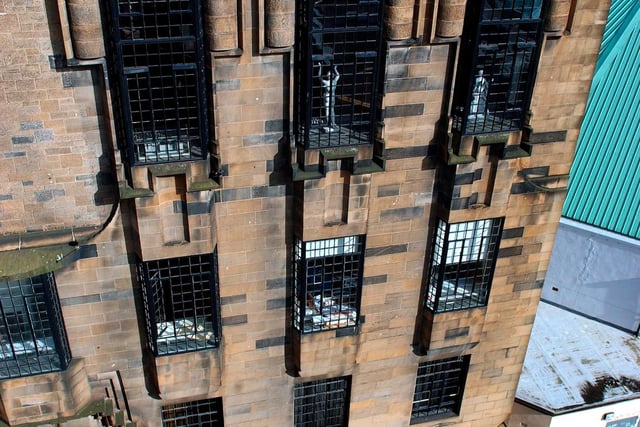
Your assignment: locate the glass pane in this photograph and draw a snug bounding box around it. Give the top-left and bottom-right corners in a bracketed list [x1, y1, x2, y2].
[0, 274, 69, 378]
[298, 0, 383, 148]
[162, 397, 224, 427]
[426, 218, 503, 312]
[295, 376, 350, 427]
[141, 252, 220, 356]
[113, 0, 207, 164]
[411, 357, 468, 422]
[452, 0, 543, 134]
[295, 236, 364, 333]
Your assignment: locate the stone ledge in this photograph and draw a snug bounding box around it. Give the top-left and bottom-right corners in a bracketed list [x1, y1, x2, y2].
[188, 179, 220, 192]
[119, 182, 154, 200]
[475, 133, 510, 146]
[292, 166, 324, 182]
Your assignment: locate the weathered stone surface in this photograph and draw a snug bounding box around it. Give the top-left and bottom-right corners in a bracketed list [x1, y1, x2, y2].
[206, 0, 239, 51]
[384, 0, 415, 40]
[0, 0, 608, 425]
[436, 0, 467, 38]
[265, 0, 295, 47]
[546, 0, 572, 32]
[67, 0, 105, 59]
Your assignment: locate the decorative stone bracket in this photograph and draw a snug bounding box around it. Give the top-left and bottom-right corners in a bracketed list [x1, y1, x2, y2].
[510, 166, 570, 194]
[120, 161, 220, 200]
[293, 145, 385, 181]
[521, 172, 569, 193]
[446, 131, 532, 166]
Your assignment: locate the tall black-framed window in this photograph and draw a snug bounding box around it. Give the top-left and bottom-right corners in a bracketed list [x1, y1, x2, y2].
[425, 218, 503, 313]
[294, 376, 351, 427]
[410, 356, 470, 423]
[295, 0, 385, 149]
[162, 397, 224, 426]
[110, 0, 209, 165]
[294, 236, 365, 333]
[452, 0, 546, 135]
[0, 273, 71, 379]
[138, 251, 220, 356]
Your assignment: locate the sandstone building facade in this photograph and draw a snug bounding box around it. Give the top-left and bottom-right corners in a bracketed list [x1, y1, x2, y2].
[0, 0, 609, 425]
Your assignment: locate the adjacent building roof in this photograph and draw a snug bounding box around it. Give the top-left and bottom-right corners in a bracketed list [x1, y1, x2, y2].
[516, 302, 640, 414]
[598, 0, 640, 64]
[562, 0, 640, 240]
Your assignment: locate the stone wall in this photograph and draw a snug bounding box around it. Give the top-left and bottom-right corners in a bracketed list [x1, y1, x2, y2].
[0, 0, 610, 426]
[0, 1, 114, 236]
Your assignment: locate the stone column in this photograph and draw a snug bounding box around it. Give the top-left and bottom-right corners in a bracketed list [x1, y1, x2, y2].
[435, 0, 466, 38]
[265, 0, 295, 48]
[206, 0, 239, 51]
[545, 0, 571, 32]
[66, 0, 105, 59]
[384, 0, 414, 41]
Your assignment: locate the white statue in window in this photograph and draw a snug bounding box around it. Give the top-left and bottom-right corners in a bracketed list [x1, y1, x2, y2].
[469, 69, 489, 118]
[318, 63, 340, 133]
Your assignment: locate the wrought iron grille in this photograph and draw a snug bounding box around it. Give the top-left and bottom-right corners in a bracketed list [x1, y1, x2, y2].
[162, 397, 224, 426]
[110, 0, 209, 164]
[294, 236, 364, 333]
[452, 0, 545, 135]
[411, 356, 470, 423]
[294, 376, 351, 427]
[425, 218, 503, 312]
[295, 0, 384, 148]
[0, 273, 71, 379]
[139, 251, 220, 356]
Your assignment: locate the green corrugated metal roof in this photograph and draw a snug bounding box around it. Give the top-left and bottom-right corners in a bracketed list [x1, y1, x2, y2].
[562, 0, 640, 239]
[598, 0, 638, 67]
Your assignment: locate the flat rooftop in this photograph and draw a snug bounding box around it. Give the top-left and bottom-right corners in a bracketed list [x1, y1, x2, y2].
[516, 301, 640, 414]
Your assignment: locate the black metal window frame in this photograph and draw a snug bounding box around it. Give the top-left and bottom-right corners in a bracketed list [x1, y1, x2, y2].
[293, 235, 365, 333]
[295, 0, 385, 149]
[425, 218, 503, 313]
[109, 0, 210, 165]
[0, 273, 71, 379]
[162, 397, 224, 426]
[138, 251, 221, 356]
[452, 0, 546, 135]
[410, 356, 470, 423]
[294, 376, 351, 427]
